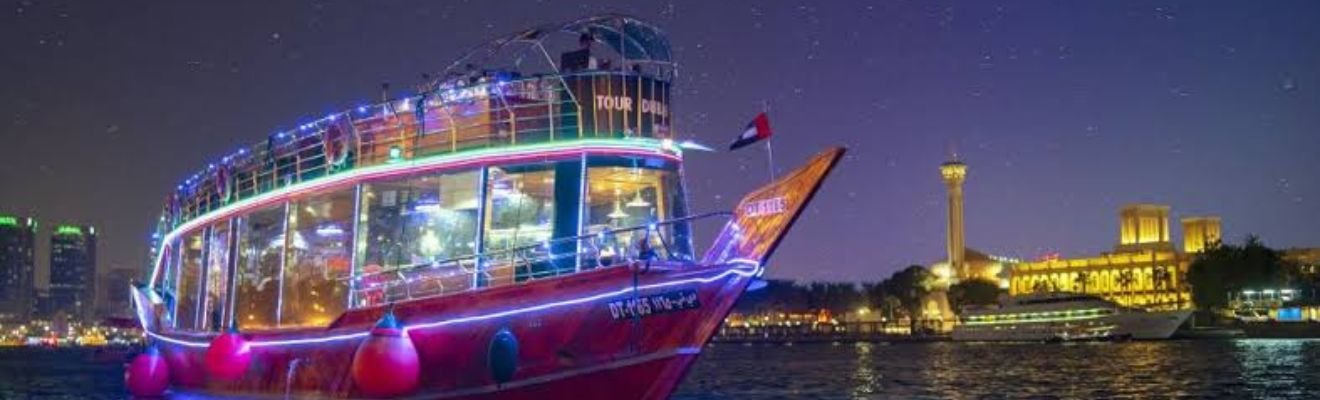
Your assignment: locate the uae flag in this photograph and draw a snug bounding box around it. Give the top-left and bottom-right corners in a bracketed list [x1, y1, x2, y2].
[729, 112, 773, 150]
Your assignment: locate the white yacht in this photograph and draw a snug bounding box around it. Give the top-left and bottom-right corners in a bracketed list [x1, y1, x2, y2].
[952, 292, 1191, 342]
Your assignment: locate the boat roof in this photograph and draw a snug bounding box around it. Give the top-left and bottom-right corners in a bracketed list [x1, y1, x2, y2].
[148, 14, 682, 269]
[441, 14, 673, 79]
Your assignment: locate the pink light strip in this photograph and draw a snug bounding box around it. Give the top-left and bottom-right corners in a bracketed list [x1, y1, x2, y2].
[144, 259, 759, 348]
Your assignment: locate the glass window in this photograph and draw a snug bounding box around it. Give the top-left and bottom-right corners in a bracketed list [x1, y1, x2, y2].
[156, 243, 177, 306]
[484, 165, 556, 251]
[202, 221, 231, 331]
[282, 189, 356, 328]
[359, 171, 481, 268]
[483, 164, 559, 284]
[356, 171, 481, 307]
[234, 205, 285, 330]
[174, 230, 204, 330]
[583, 157, 690, 263]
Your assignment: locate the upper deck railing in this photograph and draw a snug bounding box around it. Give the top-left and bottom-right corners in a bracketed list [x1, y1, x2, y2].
[161, 70, 674, 232]
[345, 211, 731, 308]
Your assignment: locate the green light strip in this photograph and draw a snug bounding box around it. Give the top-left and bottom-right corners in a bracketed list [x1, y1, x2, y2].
[55, 225, 83, 236]
[167, 138, 675, 234]
[0, 216, 16, 227]
[963, 308, 1112, 326]
[152, 138, 678, 282]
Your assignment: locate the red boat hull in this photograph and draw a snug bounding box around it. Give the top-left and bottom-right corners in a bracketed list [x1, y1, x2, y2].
[145, 147, 845, 399]
[156, 261, 753, 399]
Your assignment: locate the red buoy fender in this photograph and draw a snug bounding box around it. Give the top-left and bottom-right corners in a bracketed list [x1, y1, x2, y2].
[205, 330, 252, 381]
[126, 345, 170, 397]
[351, 310, 420, 398]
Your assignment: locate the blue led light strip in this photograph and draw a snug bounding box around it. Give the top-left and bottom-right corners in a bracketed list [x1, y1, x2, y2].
[142, 259, 759, 348]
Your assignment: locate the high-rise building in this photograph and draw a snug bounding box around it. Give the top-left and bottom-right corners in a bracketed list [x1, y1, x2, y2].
[98, 267, 138, 318]
[33, 288, 54, 319]
[49, 225, 97, 321]
[0, 215, 37, 322]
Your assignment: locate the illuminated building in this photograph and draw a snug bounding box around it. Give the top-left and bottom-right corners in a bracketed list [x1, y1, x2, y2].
[930, 158, 1013, 285]
[1286, 247, 1320, 276]
[1282, 248, 1320, 321]
[719, 308, 912, 338]
[0, 215, 37, 322]
[1116, 204, 1171, 252]
[940, 159, 968, 279]
[49, 225, 97, 321]
[920, 158, 968, 333]
[1182, 216, 1222, 254]
[1009, 204, 1216, 310]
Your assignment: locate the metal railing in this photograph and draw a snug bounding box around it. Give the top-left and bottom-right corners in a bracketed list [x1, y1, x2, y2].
[344, 212, 730, 308]
[164, 70, 673, 231]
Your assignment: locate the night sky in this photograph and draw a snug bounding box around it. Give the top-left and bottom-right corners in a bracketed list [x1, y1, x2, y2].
[3, 1, 1318, 284]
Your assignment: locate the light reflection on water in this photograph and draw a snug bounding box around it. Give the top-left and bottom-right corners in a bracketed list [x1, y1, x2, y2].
[1235, 339, 1310, 399]
[850, 342, 877, 399]
[0, 341, 1317, 399]
[674, 339, 1320, 399]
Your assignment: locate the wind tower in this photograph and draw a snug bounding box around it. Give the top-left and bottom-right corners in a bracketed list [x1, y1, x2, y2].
[940, 157, 968, 280]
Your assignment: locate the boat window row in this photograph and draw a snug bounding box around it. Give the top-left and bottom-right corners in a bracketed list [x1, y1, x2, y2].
[157, 156, 690, 332]
[961, 308, 1114, 326]
[167, 72, 673, 228]
[1015, 296, 1103, 305]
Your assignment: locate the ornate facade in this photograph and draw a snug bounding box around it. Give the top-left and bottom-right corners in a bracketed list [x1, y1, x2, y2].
[1009, 204, 1218, 311]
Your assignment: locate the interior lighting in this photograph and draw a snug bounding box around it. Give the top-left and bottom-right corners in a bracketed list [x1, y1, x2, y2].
[148, 139, 679, 286]
[626, 190, 651, 208]
[608, 198, 629, 219]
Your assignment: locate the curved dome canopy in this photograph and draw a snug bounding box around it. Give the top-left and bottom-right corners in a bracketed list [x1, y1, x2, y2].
[442, 14, 673, 78]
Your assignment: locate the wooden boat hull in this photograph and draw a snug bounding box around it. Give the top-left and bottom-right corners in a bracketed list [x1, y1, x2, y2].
[157, 261, 754, 399]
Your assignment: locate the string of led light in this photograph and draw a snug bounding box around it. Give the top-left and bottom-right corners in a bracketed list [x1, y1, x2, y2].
[139, 258, 759, 349]
[148, 138, 682, 287]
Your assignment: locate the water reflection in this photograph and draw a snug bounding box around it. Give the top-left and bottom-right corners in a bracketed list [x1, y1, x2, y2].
[0, 342, 1317, 399]
[676, 340, 1320, 399]
[1234, 339, 1314, 398]
[850, 342, 877, 398]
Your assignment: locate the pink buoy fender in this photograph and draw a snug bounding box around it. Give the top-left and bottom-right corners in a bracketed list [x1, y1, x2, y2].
[204, 324, 251, 381]
[125, 344, 170, 397]
[351, 309, 420, 398]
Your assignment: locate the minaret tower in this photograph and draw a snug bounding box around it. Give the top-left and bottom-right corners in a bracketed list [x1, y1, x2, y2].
[940, 157, 968, 280]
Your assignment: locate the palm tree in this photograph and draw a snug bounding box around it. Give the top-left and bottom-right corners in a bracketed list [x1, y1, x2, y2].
[882, 295, 902, 323]
[1117, 270, 1135, 306]
[1074, 272, 1091, 294]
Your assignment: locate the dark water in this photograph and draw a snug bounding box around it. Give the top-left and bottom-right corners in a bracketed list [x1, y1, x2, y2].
[0, 347, 127, 399]
[674, 340, 1320, 399]
[3, 340, 1319, 399]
